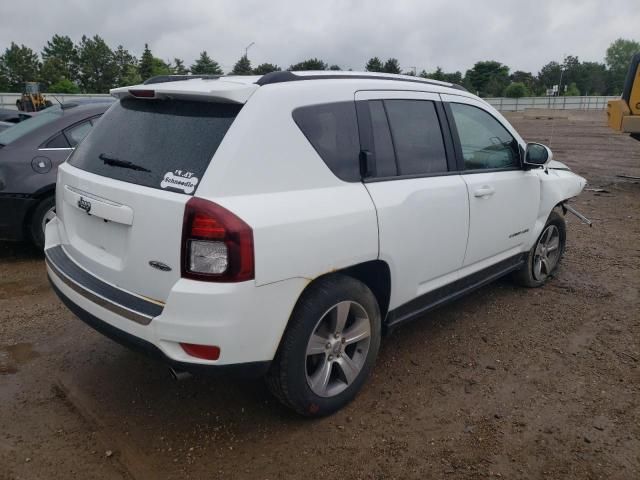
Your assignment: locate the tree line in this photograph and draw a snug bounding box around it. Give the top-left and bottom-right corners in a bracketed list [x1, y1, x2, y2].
[0, 35, 637, 97]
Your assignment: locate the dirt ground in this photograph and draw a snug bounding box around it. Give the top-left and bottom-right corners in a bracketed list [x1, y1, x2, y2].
[0, 110, 639, 480]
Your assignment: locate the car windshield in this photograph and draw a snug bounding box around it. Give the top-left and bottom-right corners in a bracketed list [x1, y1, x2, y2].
[0, 107, 64, 146]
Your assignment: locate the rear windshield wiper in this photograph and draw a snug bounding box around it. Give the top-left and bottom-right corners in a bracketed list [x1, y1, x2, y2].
[99, 153, 151, 173]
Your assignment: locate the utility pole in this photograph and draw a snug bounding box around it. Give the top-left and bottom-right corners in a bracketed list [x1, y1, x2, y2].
[244, 42, 255, 59]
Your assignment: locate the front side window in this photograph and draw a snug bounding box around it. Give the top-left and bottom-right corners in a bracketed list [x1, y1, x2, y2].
[449, 103, 520, 170]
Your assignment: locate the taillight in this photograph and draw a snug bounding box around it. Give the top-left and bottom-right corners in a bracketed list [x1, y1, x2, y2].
[181, 197, 254, 282]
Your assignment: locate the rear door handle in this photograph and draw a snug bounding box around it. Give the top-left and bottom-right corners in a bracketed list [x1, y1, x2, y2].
[473, 185, 495, 198]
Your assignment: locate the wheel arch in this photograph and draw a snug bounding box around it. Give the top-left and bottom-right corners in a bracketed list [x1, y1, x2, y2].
[274, 259, 392, 358]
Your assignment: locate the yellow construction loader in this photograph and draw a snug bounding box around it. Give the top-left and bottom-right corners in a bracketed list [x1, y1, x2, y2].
[607, 53, 640, 141]
[15, 82, 52, 112]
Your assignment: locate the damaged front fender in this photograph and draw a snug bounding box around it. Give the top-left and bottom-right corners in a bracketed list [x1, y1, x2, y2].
[530, 160, 587, 239]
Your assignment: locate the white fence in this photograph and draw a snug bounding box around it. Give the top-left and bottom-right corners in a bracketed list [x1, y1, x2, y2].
[0, 93, 111, 110]
[485, 95, 617, 112]
[0, 92, 618, 112]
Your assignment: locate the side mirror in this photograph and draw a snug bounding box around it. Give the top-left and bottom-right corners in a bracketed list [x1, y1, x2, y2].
[524, 143, 552, 168]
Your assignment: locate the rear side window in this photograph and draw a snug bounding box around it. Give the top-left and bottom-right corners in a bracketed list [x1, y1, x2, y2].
[64, 120, 93, 147]
[292, 101, 361, 182]
[383, 100, 447, 175]
[68, 98, 241, 194]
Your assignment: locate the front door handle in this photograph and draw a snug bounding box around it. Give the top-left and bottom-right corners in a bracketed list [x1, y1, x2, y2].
[473, 185, 495, 198]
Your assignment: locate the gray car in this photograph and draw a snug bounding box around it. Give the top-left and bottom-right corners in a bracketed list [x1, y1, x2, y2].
[0, 102, 111, 248]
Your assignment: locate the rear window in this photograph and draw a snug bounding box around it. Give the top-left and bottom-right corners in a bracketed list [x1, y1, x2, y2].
[292, 101, 361, 182]
[68, 98, 241, 194]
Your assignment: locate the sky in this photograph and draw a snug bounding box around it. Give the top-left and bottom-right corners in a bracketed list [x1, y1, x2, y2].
[0, 0, 638, 74]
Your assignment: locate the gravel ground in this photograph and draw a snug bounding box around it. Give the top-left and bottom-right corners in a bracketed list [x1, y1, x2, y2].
[0, 110, 638, 480]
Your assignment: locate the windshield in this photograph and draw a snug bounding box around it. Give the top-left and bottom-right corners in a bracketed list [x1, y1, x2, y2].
[0, 107, 63, 146]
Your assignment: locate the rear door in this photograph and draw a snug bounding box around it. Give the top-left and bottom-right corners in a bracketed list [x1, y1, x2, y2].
[441, 95, 539, 267]
[355, 90, 469, 310]
[55, 97, 242, 302]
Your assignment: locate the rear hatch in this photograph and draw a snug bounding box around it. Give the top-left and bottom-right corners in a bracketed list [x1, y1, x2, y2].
[56, 82, 252, 302]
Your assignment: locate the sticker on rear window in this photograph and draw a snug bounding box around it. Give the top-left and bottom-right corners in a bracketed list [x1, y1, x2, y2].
[161, 170, 199, 194]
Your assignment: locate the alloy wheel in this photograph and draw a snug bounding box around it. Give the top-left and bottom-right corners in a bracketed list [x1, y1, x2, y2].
[305, 301, 371, 398]
[532, 224, 561, 281]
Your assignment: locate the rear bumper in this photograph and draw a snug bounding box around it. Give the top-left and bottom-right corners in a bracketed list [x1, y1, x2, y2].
[49, 279, 270, 377]
[0, 194, 35, 241]
[45, 216, 307, 370]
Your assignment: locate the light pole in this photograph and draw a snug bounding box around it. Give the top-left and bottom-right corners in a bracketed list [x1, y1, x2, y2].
[244, 42, 255, 59]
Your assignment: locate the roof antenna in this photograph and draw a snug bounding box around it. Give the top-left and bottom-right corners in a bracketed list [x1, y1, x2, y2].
[50, 94, 64, 109]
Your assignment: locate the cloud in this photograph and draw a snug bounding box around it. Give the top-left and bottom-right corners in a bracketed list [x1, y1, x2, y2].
[0, 0, 638, 74]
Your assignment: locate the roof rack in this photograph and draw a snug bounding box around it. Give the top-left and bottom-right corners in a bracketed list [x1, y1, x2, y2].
[143, 74, 221, 85]
[255, 71, 468, 92]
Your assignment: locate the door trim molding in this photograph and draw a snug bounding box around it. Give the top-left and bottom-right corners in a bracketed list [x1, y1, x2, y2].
[385, 253, 525, 329]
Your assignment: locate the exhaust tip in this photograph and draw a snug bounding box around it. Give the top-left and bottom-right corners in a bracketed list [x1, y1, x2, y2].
[169, 367, 192, 381]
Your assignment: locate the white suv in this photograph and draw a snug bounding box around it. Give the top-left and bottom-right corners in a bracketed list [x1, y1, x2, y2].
[45, 71, 586, 416]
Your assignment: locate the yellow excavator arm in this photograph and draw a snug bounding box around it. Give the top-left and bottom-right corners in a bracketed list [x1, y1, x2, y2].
[607, 53, 640, 140]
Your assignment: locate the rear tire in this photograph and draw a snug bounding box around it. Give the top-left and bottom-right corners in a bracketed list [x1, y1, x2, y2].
[266, 274, 381, 417]
[512, 211, 566, 288]
[29, 195, 56, 250]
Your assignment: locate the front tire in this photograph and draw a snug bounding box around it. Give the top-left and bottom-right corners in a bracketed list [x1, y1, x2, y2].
[267, 274, 381, 417]
[513, 210, 566, 288]
[29, 196, 56, 250]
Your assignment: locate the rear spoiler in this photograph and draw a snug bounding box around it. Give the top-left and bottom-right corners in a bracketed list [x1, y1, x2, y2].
[110, 78, 258, 104]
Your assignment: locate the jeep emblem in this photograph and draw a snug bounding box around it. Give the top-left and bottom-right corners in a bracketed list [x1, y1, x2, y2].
[77, 197, 92, 214]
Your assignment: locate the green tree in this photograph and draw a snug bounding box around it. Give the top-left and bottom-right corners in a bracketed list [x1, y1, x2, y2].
[40, 58, 68, 89]
[48, 78, 80, 93]
[0, 42, 41, 92]
[150, 57, 171, 76]
[231, 55, 252, 75]
[577, 61, 607, 95]
[113, 45, 138, 86]
[464, 60, 509, 96]
[173, 58, 189, 74]
[537, 61, 562, 93]
[41, 34, 78, 84]
[121, 64, 142, 86]
[190, 51, 223, 74]
[564, 82, 580, 96]
[329, 64, 341, 71]
[383, 58, 401, 74]
[253, 63, 280, 75]
[510, 70, 536, 93]
[421, 66, 446, 81]
[605, 38, 640, 94]
[77, 35, 118, 93]
[504, 82, 530, 98]
[138, 43, 154, 80]
[365, 57, 384, 72]
[289, 58, 327, 71]
[442, 71, 463, 85]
